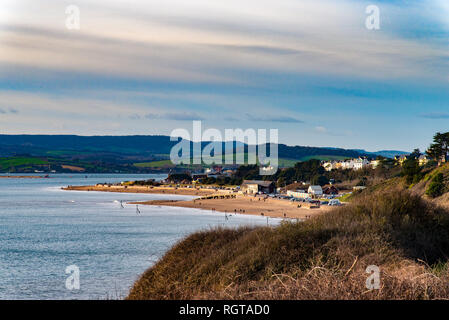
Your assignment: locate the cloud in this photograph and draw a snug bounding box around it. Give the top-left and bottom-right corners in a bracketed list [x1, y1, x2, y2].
[314, 126, 353, 137]
[244, 113, 304, 123]
[315, 126, 328, 133]
[0, 107, 18, 114]
[419, 112, 449, 119]
[144, 112, 204, 121]
[2, 0, 449, 87]
[0, 0, 448, 151]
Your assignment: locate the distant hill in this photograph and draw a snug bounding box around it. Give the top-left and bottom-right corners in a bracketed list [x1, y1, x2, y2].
[353, 149, 410, 158]
[0, 134, 402, 159]
[0, 135, 176, 157]
[0, 135, 407, 172]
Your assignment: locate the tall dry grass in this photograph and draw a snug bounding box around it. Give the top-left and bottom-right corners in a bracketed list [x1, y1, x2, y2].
[127, 190, 449, 300]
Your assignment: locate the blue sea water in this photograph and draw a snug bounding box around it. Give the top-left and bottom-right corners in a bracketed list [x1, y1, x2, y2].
[0, 174, 279, 300]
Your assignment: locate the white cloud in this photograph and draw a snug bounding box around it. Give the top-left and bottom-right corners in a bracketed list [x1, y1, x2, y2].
[1, 0, 448, 84]
[315, 126, 328, 134]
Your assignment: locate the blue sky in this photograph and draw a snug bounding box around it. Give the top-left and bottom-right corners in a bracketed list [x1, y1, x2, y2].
[1, 0, 449, 152]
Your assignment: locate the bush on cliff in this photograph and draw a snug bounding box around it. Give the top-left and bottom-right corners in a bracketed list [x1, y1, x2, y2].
[426, 173, 445, 198]
[127, 190, 449, 300]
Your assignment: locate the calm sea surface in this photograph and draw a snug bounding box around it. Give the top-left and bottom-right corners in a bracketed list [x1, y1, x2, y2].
[0, 174, 279, 300]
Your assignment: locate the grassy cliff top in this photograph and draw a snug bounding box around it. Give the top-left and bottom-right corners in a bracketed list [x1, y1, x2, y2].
[128, 187, 449, 300]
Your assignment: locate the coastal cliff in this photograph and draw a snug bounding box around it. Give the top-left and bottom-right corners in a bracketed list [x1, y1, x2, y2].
[127, 185, 449, 300]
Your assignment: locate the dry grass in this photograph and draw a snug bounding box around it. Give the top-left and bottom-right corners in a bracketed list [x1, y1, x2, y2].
[127, 189, 449, 300]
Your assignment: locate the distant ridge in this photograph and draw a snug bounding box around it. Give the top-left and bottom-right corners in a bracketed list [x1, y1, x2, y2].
[0, 134, 405, 160]
[351, 149, 410, 158]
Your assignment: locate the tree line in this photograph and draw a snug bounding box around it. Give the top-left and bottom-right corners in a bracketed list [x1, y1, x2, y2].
[427, 132, 449, 164]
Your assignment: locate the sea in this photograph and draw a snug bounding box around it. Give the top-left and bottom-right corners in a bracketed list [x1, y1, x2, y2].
[0, 174, 280, 300]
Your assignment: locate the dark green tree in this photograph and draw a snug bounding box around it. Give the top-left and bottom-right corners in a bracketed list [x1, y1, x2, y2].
[427, 132, 449, 163]
[402, 158, 422, 184]
[311, 175, 329, 186]
[410, 148, 421, 158]
[426, 173, 445, 198]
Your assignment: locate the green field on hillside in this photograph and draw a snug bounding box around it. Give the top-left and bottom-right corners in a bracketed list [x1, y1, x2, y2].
[0, 157, 48, 170]
[134, 160, 175, 168]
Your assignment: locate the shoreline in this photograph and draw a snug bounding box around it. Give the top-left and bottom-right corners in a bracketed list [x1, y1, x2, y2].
[63, 185, 334, 219]
[62, 185, 218, 196]
[130, 196, 333, 219]
[0, 175, 47, 179]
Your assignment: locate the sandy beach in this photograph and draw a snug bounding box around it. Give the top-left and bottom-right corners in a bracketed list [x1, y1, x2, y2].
[0, 175, 46, 179]
[63, 185, 334, 219]
[132, 195, 333, 219]
[63, 185, 218, 197]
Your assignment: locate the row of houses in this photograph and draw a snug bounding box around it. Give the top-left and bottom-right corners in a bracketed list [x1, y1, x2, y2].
[394, 154, 430, 166]
[323, 154, 433, 172]
[322, 157, 375, 172]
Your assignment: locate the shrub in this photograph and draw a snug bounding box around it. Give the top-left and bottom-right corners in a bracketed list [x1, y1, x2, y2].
[426, 173, 445, 198]
[402, 158, 422, 184]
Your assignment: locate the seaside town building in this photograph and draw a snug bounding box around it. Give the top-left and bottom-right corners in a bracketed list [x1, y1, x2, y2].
[322, 157, 370, 172]
[287, 189, 309, 199]
[394, 155, 409, 166]
[287, 185, 324, 199]
[394, 154, 431, 167]
[418, 155, 430, 166]
[308, 185, 323, 198]
[370, 160, 381, 169]
[241, 180, 275, 194]
[323, 185, 339, 195]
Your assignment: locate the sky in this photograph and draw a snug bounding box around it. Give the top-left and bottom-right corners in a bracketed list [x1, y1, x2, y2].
[0, 0, 449, 152]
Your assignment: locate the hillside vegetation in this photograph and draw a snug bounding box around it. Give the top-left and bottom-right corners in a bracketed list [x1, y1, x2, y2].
[128, 186, 449, 300]
[410, 163, 449, 209]
[0, 157, 48, 171]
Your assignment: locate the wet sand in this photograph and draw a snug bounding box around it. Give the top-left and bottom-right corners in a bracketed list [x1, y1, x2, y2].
[132, 195, 333, 219]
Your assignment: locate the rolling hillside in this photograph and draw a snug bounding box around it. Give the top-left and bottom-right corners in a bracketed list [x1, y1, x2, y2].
[0, 134, 372, 158]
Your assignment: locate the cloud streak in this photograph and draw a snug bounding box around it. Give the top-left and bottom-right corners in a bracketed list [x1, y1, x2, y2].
[244, 113, 304, 123]
[1, 0, 449, 151]
[144, 112, 205, 121]
[0, 107, 18, 114]
[419, 112, 449, 119]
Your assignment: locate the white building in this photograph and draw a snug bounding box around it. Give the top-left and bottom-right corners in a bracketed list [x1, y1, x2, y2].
[370, 160, 381, 169]
[308, 185, 323, 198]
[323, 162, 334, 172]
[352, 158, 370, 170]
[341, 160, 354, 170]
[323, 157, 371, 171]
[287, 190, 309, 199]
